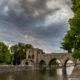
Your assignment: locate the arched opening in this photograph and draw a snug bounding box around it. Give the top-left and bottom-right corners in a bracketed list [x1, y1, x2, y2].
[32, 55, 34, 59]
[39, 60, 46, 70]
[27, 60, 34, 66]
[25, 62, 29, 65]
[49, 58, 62, 69]
[64, 59, 74, 75]
[28, 55, 31, 59]
[64, 59, 74, 67]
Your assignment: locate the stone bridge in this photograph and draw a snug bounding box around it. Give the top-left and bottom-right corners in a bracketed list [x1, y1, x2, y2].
[21, 48, 76, 70]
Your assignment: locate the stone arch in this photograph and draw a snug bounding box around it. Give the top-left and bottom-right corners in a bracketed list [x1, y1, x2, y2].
[25, 62, 29, 65]
[21, 59, 28, 66]
[39, 60, 47, 69]
[48, 58, 63, 69]
[28, 60, 34, 66]
[28, 55, 31, 59]
[32, 55, 35, 59]
[64, 58, 75, 67]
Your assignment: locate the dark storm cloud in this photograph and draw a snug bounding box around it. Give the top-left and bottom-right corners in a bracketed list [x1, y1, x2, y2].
[24, 22, 67, 39]
[0, 0, 61, 26]
[20, 0, 60, 20]
[0, 0, 62, 35]
[0, 0, 73, 52]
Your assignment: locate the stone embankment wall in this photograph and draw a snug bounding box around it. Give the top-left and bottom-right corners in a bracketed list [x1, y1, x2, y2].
[0, 65, 32, 73]
[69, 67, 80, 80]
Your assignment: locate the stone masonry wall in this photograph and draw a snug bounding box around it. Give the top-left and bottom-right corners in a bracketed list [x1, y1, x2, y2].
[0, 65, 32, 73]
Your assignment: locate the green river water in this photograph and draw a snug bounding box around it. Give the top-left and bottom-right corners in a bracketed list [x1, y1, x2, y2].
[0, 67, 74, 80]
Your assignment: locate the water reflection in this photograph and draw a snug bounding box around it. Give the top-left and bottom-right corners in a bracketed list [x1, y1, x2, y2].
[0, 67, 74, 80]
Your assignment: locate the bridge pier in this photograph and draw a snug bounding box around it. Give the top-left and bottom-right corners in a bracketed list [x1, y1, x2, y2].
[46, 66, 50, 70]
[32, 63, 40, 70]
[62, 66, 66, 72]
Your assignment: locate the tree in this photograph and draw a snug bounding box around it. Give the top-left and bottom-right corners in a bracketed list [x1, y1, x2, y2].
[72, 49, 80, 59]
[0, 42, 11, 64]
[61, 0, 80, 59]
[25, 44, 33, 49]
[61, 31, 75, 53]
[10, 43, 33, 65]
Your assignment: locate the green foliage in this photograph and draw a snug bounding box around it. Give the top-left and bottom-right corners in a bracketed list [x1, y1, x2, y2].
[72, 48, 80, 58]
[61, 0, 80, 59]
[61, 32, 75, 53]
[42, 50, 45, 54]
[71, 0, 80, 14]
[0, 42, 11, 64]
[10, 43, 33, 65]
[25, 44, 33, 49]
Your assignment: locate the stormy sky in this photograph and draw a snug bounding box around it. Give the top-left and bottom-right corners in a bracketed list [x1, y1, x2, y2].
[0, 0, 73, 53]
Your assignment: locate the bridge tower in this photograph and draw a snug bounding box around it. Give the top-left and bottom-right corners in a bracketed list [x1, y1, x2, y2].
[26, 48, 43, 70]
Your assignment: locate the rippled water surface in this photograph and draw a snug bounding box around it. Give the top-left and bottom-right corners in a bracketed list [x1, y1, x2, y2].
[0, 67, 74, 80]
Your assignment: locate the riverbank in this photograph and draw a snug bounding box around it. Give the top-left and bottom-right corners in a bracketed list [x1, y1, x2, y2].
[0, 65, 32, 73]
[0, 65, 74, 73]
[69, 67, 80, 80]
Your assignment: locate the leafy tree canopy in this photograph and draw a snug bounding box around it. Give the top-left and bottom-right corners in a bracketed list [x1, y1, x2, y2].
[0, 42, 11, 64]
[10, 43, 34, 65]
[61, 0, 80, 59]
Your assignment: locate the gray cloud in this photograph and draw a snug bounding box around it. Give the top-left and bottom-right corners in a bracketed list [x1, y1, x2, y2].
[25, 22, 67, 39]
[0, 0, 61, 26]
[0, 0, 73, 52]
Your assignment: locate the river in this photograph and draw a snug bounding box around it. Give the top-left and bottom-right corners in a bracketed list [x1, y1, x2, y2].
[0, 66, 74, 80]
